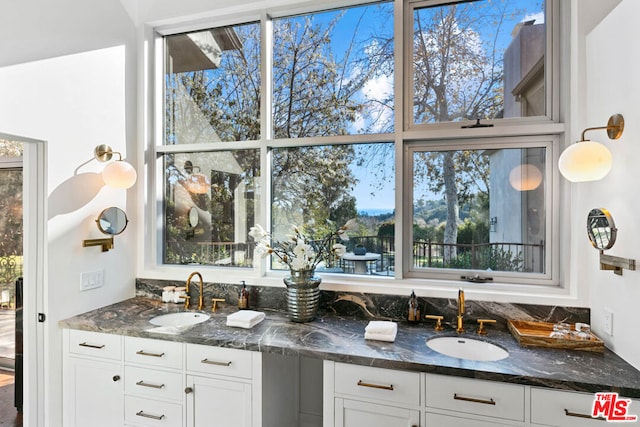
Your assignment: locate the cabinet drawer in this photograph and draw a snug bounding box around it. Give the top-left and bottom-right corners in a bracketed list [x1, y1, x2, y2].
[531, 387, 640, 426]
[425, 412, 521, 426]
[125, 336, 183, 369]
[69, 330, 122, 360]
[426, 374, 525, 422]
[124, 366, 183, 402]
[125, 395, 182, 427]
[186, 343, 254, 379]
[334, 362, 420, 406]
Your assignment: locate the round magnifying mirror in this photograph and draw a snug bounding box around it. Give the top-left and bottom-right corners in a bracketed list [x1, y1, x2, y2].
[587, 208, 617, 251]
[96, 207, 129, 236]
[188, 207, 199, 228]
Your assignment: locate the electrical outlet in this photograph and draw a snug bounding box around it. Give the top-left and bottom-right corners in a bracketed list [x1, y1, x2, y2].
[603, 308, 614, 336]
[80, 270, 104, 292]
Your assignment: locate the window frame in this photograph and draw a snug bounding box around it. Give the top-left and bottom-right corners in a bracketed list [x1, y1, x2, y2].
[403, 135, 560, 286]
[143, 0, 568, 294]
[403, 0, 560, 131]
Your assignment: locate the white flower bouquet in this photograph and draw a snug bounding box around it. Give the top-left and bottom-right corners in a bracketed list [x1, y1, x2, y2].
[249, 220, 355, 271]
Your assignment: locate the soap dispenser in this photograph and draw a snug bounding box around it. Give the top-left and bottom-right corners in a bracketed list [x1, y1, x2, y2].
[407, 290, 420, 324]
[238, 281, 249, 310]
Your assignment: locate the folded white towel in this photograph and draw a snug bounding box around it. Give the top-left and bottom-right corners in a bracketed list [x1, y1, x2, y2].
[226, 310, 266, 329]
[365, 320, 398, 335]
[364, 331, 397, 342]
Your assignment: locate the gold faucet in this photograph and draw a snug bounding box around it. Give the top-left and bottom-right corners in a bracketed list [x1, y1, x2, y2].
[456, 289, 465, 333]
[182, 271, 204, 310]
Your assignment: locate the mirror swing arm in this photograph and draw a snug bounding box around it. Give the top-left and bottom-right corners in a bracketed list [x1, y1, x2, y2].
[599, 253, 636, 276]
[82, 237, 114, 252]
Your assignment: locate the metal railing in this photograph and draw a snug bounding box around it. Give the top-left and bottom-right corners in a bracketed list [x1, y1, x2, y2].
[194, 237, 544, 274]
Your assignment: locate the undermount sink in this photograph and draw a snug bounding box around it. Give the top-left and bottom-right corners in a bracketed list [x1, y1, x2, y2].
[149, 312, 210, 327]
[427, 336, 509, 361]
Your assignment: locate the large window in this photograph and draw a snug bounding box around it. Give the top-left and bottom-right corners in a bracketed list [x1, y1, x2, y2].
[155, 0, 560, 287]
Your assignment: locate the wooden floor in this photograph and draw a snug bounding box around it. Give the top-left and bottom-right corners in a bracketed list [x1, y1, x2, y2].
[0, 370, 21, 427]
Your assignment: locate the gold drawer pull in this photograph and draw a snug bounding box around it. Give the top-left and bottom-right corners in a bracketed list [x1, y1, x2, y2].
[136, 410, 165, 420]
[201, 358, 232, 366]
[357, 380, 394, 391]
[136, 380, 165, 389]
[136, 350, 165, 358]
[453, 393, 496, 405]
[79, 342, 105, 349]
[564, 409, 606, 421]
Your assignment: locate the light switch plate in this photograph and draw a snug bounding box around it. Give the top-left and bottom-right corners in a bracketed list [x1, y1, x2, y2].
[80, 270, 104, 291]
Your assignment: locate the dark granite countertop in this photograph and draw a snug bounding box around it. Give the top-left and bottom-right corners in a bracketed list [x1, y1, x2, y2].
[58, 297, 640, 398]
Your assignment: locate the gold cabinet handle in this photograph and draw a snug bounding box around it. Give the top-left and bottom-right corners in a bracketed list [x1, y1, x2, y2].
[79, 342, 105, 349]
[201, 358, 232, 366]
[453, 393, 496, 405]
[357, 380, 394, 391]
[564, 409, 606, 421]
[136, 380, 165, 389]
[136, 350, 165, 358]
[136, 411, 165, 420]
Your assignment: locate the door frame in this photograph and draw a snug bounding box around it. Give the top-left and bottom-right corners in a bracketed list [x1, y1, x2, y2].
[1, 133, 47, 427]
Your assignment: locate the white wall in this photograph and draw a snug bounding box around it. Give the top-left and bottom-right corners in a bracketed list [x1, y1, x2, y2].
[581, 0, 640, 369]
[0, 1, 138, 425]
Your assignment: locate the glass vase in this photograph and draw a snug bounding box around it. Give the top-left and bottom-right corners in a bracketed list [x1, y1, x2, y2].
[283, 269, 321, 322]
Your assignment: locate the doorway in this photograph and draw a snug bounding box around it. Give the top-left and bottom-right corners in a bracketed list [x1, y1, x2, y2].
[0, 133, 46, 427]
[0, 140, 24, 426]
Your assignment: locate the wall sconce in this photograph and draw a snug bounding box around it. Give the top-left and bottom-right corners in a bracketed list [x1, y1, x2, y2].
[94, 144, 137, 189]
[558, 114, 624, 182]
[184, 161, 210, 194]
[509, 164, 542, 191]
[490, 217, 498, 232]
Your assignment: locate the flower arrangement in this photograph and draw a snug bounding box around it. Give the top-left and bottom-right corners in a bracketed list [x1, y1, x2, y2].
[249, 220, 355, 271]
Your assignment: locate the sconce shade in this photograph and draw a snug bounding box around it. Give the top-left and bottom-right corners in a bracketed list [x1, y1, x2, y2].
[102, 160, 138, 189]
[509, 164, 543, 191]
[558, 140, 612, 182]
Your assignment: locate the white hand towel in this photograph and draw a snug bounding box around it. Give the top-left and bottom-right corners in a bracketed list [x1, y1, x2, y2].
[364, 321, 398, 342]
[364, 331, 397, 342]
[226, 310, 266, 329]
[365, 320, 398, 336]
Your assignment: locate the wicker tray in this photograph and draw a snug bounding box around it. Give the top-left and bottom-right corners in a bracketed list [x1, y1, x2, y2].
[507, 320, 604, 352]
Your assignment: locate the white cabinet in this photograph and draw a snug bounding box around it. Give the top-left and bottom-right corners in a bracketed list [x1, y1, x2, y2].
[64, 331, 263, 427]
[186, 375, 253, 427]
[335, 398, 420, 427]
[124, 336, 185, 427]
[531, 387, 640, 426]
[185, 343, 262, 427]
[63, 330, 124, 427]
[425, 373, 525, 426]
[324, 361, 420, 427]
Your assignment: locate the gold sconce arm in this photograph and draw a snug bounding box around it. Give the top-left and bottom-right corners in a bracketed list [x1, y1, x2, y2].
[82, 237, 114, 252]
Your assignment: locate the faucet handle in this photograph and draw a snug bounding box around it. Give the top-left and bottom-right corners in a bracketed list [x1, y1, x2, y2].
[476, 319, 496, 335]
[425, 314, 444, 331]
[211, 298, 225, 313]
[179, 294, 191, 310]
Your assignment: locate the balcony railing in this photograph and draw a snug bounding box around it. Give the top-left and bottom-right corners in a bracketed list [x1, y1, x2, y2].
[195, 237, 544, 274]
